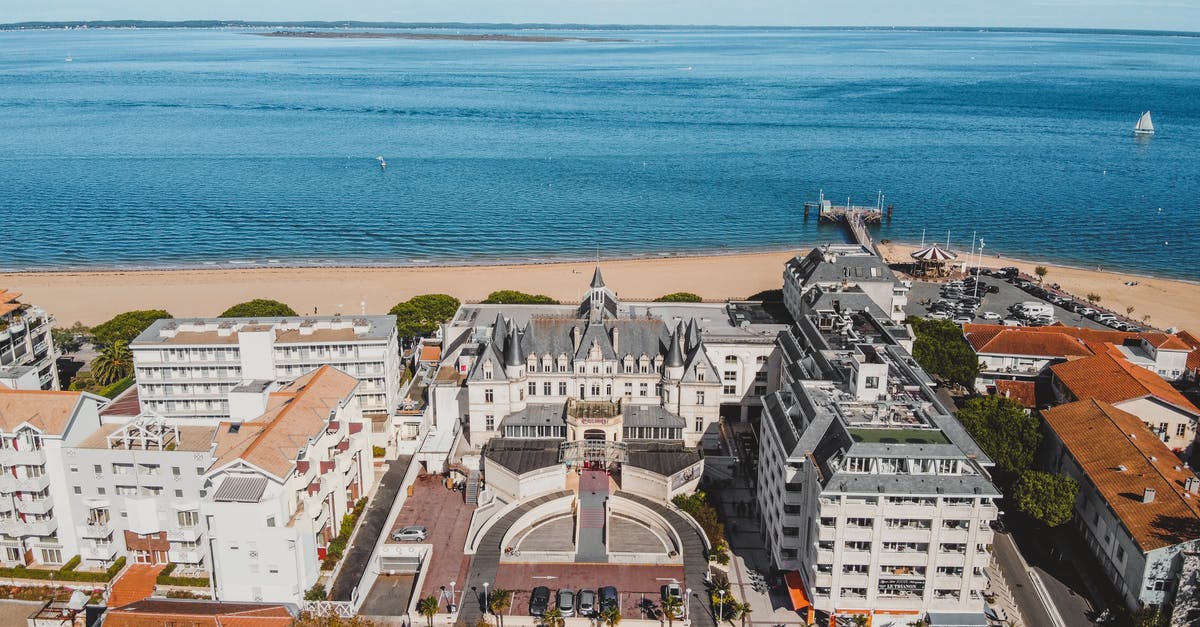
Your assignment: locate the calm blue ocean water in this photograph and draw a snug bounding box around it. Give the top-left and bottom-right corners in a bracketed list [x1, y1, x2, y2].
[0, 27, 1197, 277]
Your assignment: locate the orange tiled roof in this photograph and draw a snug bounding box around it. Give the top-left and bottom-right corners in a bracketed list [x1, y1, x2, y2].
[0, 289, 21, 304]
[1042, 399, 1200, 552]
[994, 380, 1037, 408]
[963, 323, 1191, 353]
[210, 365, 358, 479]
[104, 598, 293, 626]
[964, 327, 1094, 358]
[420, 344, 442, 362]
[0, 388, 92, 435]
[1177, 331, 1200, 371]
[1051, 352, 1199, 413]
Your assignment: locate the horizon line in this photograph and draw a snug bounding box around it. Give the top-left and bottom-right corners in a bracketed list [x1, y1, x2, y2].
[2, 20, 1199, 37]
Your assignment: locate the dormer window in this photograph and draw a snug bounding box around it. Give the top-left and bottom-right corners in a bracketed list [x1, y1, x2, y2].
[483, 362, 493, 380]
[696, 367, 705, 381]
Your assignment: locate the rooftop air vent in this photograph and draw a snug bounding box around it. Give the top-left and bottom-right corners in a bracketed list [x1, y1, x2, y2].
[1143, 488, 1156, 504]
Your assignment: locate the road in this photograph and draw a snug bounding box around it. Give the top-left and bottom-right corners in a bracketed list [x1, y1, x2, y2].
[992, 530, 1058, 627]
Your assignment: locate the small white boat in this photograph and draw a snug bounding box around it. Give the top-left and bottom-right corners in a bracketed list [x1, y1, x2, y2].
[64, 55, 73, 62]
[376, 156, 387, 169]
[1134, 111, 1154, 135]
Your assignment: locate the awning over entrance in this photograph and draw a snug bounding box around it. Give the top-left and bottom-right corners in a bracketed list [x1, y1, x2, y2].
[785, 571, 814, 623]
[925, 611, 988, 627]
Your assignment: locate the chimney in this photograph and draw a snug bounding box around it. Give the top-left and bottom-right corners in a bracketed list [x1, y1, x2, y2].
[572, 326, 582, 352]
[611, 327, 619, 354]
[1143, 488, 1156, 504]
[1185, 477, 1200, 495]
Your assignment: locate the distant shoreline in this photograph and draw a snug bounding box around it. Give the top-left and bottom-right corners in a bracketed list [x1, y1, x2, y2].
[254, 30, 626, 43]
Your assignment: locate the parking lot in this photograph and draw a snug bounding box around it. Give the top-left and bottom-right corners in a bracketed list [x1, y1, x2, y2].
[389, 473, 476, 607]
[489, 563, 686, 619]
[904, 272, 1115, 330]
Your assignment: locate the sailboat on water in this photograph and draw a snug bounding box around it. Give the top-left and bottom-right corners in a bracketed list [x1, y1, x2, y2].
[1134, 111, 1154, 136]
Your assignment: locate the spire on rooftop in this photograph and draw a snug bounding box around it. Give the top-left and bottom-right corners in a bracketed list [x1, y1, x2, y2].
[590, 265, 605, 289]
[504, 329, 523, 367]
[665, 330, 684, 368]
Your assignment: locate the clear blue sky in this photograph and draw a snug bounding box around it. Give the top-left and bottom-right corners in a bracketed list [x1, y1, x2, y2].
[10, 0, 1200, 32]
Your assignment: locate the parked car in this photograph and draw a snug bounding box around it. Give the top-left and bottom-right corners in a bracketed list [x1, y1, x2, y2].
[660, 583, 684, 619]
[928, 311, 950, 320]
[530, 586, 552, 616]
[578, 589, 597, 617]
[557, 589, 576, 617]
[599, 586, 619, 614]
[391, 525, 428, 542]
[952, 316, 973, 325]
[981, 311, 1001, 321]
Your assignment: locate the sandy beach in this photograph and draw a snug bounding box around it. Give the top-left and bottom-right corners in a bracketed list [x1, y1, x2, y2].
[878, 242, 1200, 333]
[0, 252, 796, 326]
[3, 247, 1196, 333]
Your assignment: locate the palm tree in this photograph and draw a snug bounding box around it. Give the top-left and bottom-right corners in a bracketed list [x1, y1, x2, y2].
[601, 605, 622, 627]
[543, 607, 565, 627]
[735, 602, 753, 627]
[710, 591, 733, 622]
[489, 588, 513, 627]
[851, 614, 869, 627]
[90, 340, 132, 386]
[417, 596, 439, 627]
[661, 595, 683, 627]
[1034, 266, 1048, 285]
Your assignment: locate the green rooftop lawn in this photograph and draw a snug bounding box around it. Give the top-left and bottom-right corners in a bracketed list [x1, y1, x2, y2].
[849, 428, 948, 445]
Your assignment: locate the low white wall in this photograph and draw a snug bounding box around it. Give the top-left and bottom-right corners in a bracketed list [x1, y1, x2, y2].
[499, 495, 577, 553]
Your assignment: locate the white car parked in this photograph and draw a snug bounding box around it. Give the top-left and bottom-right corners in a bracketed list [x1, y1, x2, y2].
[981, 311, 1001, 320]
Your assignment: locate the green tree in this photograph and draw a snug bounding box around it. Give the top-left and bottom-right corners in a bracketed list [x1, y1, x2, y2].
[1034, 266, 1048, 284]
[956, 395, 1042, 475]
[90, 340, 132, 386]
[91, 310, 171, 346]
[219, 299, 297, 317]
[389, 294, 461, 337]
[488, 588, 513, 627]
[654, 292, 703, 303]
[481, 290, 558, 305]
[905, 316, 980, 388]
[851, 615, 869, 627]
[711, 590, 734, 622]
[303, 583, 327, 601]
[417, 595, 440, 627]
[51, 322, 89, 353]
[733, 601, 753, 627]
[542, 606, 564, 627]
[601, 604, 622, 627]
[1014, 471, 1079, 528]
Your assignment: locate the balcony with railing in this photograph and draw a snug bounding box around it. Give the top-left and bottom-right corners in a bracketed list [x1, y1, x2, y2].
[15, 496, 53, 516]
[0, 447, 45, 466]
[168, 547, 205, 564]
[166, 527, 203, 543]
[79, 520, 113, 539]
[0, 474, 50, 494]
[0, 517, 57, 537]
[81, 542, 118, 562]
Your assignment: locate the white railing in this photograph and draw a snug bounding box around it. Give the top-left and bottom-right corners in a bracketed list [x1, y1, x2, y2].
[15, 496, 53, 515]
[79, 521, 113, 539]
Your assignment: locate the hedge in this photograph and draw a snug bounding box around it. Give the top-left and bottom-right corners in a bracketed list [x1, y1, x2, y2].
[97, 376, 135, 399]
[156, 562, 209, 587]
[0, 556, 125, 583]
[320, 497, 369, 570]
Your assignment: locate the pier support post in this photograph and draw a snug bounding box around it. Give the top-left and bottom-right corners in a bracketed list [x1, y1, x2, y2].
[887, 204, 893, 222]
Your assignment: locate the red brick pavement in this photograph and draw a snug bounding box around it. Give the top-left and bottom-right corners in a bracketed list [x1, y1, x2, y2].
[390, 474, 476, 606]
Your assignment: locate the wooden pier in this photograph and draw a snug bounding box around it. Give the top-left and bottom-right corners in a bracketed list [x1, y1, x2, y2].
[802, 192, 893, 256]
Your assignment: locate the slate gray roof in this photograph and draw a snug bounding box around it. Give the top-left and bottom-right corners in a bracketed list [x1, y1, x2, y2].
[826, 472, 1000, 497]
[483, 438, 561, 475]
[501, 403, 566, 428]
[680, 339, 720, 383]
[590, 266, 605, 288]
[520, 318, 673, 363]
[626, 442, 702, 476]
[786, 245, 896, 286]
[664, 331, 684, 368]
[467, 342, 507, 382]
[504, 329, 524, 367]
[624, 404, 686, 429]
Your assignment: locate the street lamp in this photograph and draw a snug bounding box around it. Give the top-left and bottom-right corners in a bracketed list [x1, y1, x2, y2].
[483, 582, 490, 616]
[684, 588, 691, 621]
[450, 580, 457, 613]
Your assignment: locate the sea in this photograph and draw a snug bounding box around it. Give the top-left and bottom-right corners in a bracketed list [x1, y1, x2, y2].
[1, 26, 1198, 278]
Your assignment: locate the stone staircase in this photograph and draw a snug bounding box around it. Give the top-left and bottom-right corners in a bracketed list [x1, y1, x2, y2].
[465, 470, 480, 505]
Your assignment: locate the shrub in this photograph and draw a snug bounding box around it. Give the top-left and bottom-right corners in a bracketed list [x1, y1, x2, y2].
[156, 563, 209, 587]
[389, 294, 461, 337]
[0, 555, 124, 583]
[480, 290, 558, 305]
[91, 310, 171, 346]
[59, 555, 81, 572]
[305, 583, 328, 601]
[672, 491, 726, 553]
[219, 299, 298, 318]
[373, 446, 386, 458]
[97, 376, 134, 399]
[320, 498, 369, 570]
[654, 292, 703, 303]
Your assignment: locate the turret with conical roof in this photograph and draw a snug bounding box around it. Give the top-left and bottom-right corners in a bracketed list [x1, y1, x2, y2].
[503, 329, 525, 379]
[590, 265, 605, 288]
[664, 329, 685, 380]
[685, 318, 701, 353]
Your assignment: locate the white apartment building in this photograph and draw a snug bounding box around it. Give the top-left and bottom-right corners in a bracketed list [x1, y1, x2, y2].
[203, 365, 373, 603]
[131, 315, 400, 420]
[783, 245, 909, 324]
[427, 269, 787, 450]
[0, 387, 105, 567]
[1042, 399, 1200, 616]
[64, 417, 217, 571]
[0, 289, 59, 391]
[759, 288, 998, 625]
